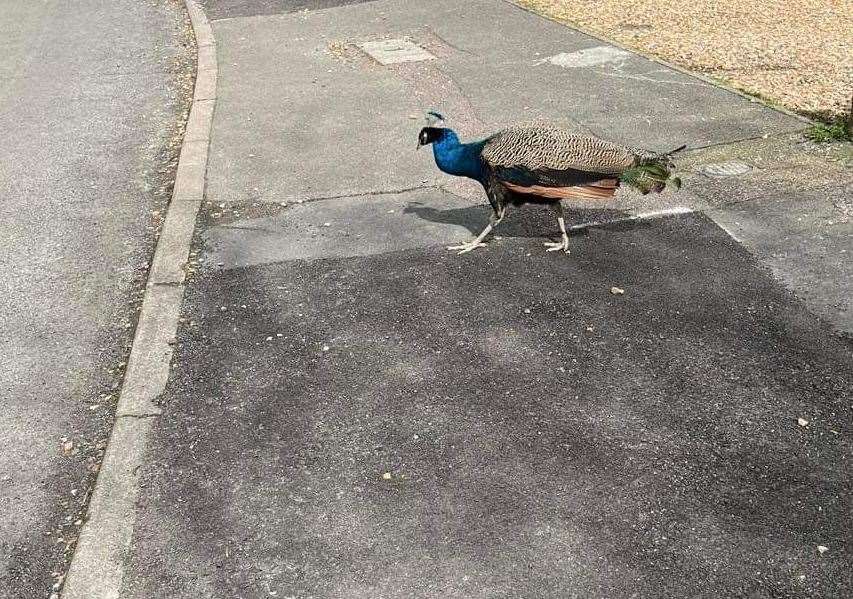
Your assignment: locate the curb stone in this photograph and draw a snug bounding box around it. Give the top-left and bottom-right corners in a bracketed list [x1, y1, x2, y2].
[59, 1, 215, 597]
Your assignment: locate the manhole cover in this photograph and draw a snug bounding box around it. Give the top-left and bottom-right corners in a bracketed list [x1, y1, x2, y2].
[358, 39, 436, 65]
[700, 161, 753, 177]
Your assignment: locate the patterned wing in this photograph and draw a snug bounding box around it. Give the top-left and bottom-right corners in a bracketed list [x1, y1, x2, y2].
[481, 124, 648, 199]
[482, 124, 643, 174]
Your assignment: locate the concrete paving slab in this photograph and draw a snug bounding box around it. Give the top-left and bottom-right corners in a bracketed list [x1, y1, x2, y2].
[200, 188, 627, 267]
[125, 212, 851, 598]
[203, 189, 472, 266]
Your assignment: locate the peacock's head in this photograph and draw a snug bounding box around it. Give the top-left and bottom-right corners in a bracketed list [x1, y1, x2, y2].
[417, 126, 446, 149]
[416, 110, 448, 149]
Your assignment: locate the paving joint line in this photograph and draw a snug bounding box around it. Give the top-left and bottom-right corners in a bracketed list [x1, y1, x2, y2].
[59, 1, 216, 597]
[683, 128, 807, 153]
[288, 184, 440, 205]
[115, 413, 162, 420]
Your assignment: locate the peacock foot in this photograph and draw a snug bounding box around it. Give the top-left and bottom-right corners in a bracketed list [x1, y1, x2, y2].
[544, 239, 570, 254]
[446, 241, 488, 254]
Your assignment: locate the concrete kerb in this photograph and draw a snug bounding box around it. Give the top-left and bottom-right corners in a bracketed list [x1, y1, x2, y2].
[59, 1, 215, 597]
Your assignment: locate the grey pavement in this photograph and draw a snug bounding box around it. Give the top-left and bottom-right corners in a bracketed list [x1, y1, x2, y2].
[88, 0, 853, 597]
[0, 0, 191, 596]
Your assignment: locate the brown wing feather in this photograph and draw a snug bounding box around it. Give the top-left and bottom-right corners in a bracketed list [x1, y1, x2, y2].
[482, 124, 647, 175]
[503, 178, 618, 200]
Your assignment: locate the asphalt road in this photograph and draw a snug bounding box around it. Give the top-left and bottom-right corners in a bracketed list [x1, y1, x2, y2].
[127, 212, 851, 598]
[0, 0, 190, 596]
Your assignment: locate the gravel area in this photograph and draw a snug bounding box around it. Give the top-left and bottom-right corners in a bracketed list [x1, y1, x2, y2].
[514, 0, 853, 118]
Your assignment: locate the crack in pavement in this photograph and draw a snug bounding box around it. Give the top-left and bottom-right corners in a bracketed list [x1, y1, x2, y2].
[116, 413, 161, 420]
[283, 184, 441, 205]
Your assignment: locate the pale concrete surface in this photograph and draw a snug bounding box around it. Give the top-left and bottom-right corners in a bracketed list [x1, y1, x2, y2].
[0, 0, 191, 596]
[203, 189, 477, 266]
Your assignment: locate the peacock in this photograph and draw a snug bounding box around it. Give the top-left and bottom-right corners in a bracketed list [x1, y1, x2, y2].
[417, 112, 684, 254]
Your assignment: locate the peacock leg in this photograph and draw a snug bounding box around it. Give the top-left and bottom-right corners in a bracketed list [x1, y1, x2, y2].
[447, 206, 507, 254]
[543, 202, 570, 254]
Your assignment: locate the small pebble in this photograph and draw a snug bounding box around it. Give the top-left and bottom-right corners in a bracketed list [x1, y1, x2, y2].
[382, 472, 392, 480]
[797, 417, 809, 427]
[817, 545, 829, 554]
[610, 286, 625, 295]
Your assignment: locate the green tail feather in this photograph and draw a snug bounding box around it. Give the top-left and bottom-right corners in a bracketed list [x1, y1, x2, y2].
[619, 146, 685, 194]
[619, 164, 675, 194]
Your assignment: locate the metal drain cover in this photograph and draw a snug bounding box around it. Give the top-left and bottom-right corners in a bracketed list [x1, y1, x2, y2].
[700, 161, 753, 177]
[358, 39, 436, 65]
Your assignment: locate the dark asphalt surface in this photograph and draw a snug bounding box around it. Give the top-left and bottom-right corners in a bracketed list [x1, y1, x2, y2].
[126, 213, 851, 598]
[0, 0, 191, 596]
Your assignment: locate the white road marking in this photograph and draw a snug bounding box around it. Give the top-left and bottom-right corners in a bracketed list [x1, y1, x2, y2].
[539, 46, 630, 68]
[568, 206, 694, 231]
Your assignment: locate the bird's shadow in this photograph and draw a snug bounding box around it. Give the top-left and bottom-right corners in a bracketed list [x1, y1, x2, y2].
[403, 201, 647, 239]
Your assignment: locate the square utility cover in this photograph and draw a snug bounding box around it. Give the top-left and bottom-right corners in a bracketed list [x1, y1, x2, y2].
[358, 39, 436, 65]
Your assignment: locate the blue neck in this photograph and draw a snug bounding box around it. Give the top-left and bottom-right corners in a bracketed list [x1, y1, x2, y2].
[431, 129, 486, 182]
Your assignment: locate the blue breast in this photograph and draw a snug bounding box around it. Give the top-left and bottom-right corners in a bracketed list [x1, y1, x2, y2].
[432, 130, 486, 182]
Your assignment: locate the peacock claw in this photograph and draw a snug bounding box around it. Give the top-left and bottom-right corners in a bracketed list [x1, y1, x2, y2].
[447, 242, 488, 254]
[544, 240, 570, 254]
